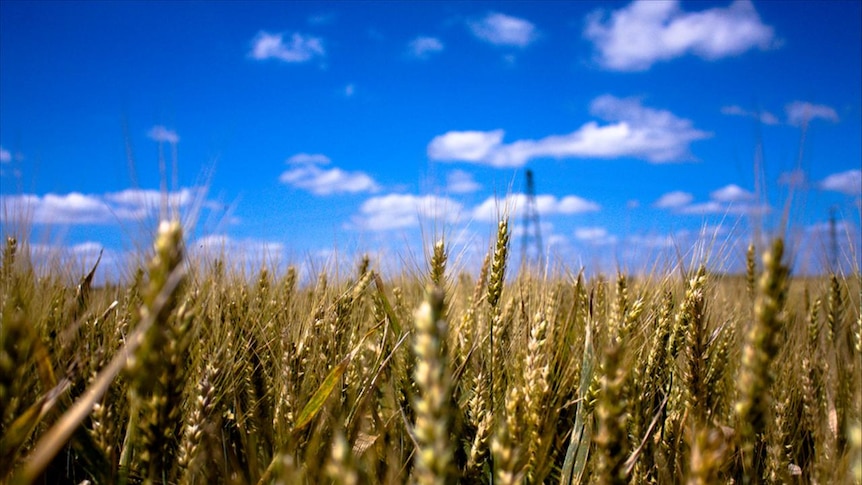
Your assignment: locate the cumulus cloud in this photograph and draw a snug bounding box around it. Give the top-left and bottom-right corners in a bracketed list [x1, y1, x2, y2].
[585, 0, 776, 71]
[352, 194, 462, 231]
[653, 184, 769, 215]
[654, 191, 693, 208]
[658, 183, 767, 215]
[428, 130, 504, 163]
[470, 12, 537, 47]
[192, 234, 286, 271]
[148, 126, 179, 144]
[23, 241, 124, 280]
[428, 96, 709, 167]
[628, 233, 676, 249]
[819, 169, 861, 195]
[0, 146, 10, 163]
[250, 31, 325, 63]
[194, 234, 285, 257]
[70, 241, 106, 255]
[1, 188, 197, 225]
[408, 36, 444, 59]
[445, 169, 481, 194]
[574, 226, 618, 245]
[105, 188, 195, 207]
[785, 101, 839, 126]
[721, 105, 780, 125]
[287, 153, 331, 165]
[710, 183, 754, 202]
[472, 193, 599, 222]
[279, 153, 379, 196]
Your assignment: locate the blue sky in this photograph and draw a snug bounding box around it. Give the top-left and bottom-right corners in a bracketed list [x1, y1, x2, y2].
[1, 0, 860, 279]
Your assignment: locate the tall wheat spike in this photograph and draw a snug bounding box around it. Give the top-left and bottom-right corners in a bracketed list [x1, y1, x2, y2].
[734, 238, 788, 484]
[412, 286, 455, 485]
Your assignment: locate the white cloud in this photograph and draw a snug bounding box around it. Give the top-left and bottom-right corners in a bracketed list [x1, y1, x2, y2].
[70, 241, 105, 256]
[628, 233, 676, 249]
[710, 183, 754, 202]
[680, 201, 734, 215]
[472, 193, 599, 222]
[192, 234, 286, 270]
[654, 190, 693, 208]
[408, 36, 444, 59]
[470, 12, 537, 47]
[0, 188, 196, 225]
[344, 84, 355, 97]
[287, 153, 331, 165]
[575, 226, 617, 245]
[148, 126, 179, 144]
[195, 234, 284, 256]
[677, 200, 723, 214]
[428, 96, 709, 167]
[721, 105, 779, 125]
[104, 188, 195, 207]
[428, 130, 505, 163]
[785, 101, 839, 126]
[655, 183, 766, 215]
[250, 31, 325, 63]
[557, 195, 601, 214]
[512, 220, 554, 238]
[23, 242, 123, 280]
[446, 169, 481, 194]
[280, 154, 379, 196]
[0, 147, 10, 163]
[585, 0, 776, 71]
[820, 169, 861, 195]
[352, 194, 462, 230]
[678, 199, 768, 215]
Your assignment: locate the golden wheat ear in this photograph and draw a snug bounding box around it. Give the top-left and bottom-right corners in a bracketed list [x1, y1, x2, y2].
[412, 285, 455, 485]
[734, 237, 789, 484]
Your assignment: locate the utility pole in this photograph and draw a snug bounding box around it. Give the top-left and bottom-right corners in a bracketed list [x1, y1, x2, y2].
[521, 169, 544, 270]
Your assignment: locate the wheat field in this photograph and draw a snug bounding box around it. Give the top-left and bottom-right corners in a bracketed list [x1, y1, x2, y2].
[1, 218, 860, 484]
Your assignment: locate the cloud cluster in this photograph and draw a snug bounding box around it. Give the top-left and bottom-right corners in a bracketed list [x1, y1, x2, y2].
[1, 188, 197, 225]
[250, 31, 325, 63]
[23, 241, 121, 277]
[148, 126, 180, 144]
[710, 183, 755, 202]
[820, 169, 861, 195]
[785, 101, 840, 126]
[408, 36, 444, 59]
[351, 194, 463, 230]
[720, 105, 779, 125]
[279, 153, 379, 196]
[654, 183, 764, 215]
[574, 226, 618, 246]
[0, 146, 10, 163]
[585, 0, 776, 71]
[653, 190, 693, 208]
[472, 193, 600, 222]
[445, 169, 481, 194]
[348, 189, 599, 234]
[428, 95, 709, 166]
[469, 12, 537, 47]
[722, 101, 840, 127]
[194, 234, 285, 259]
